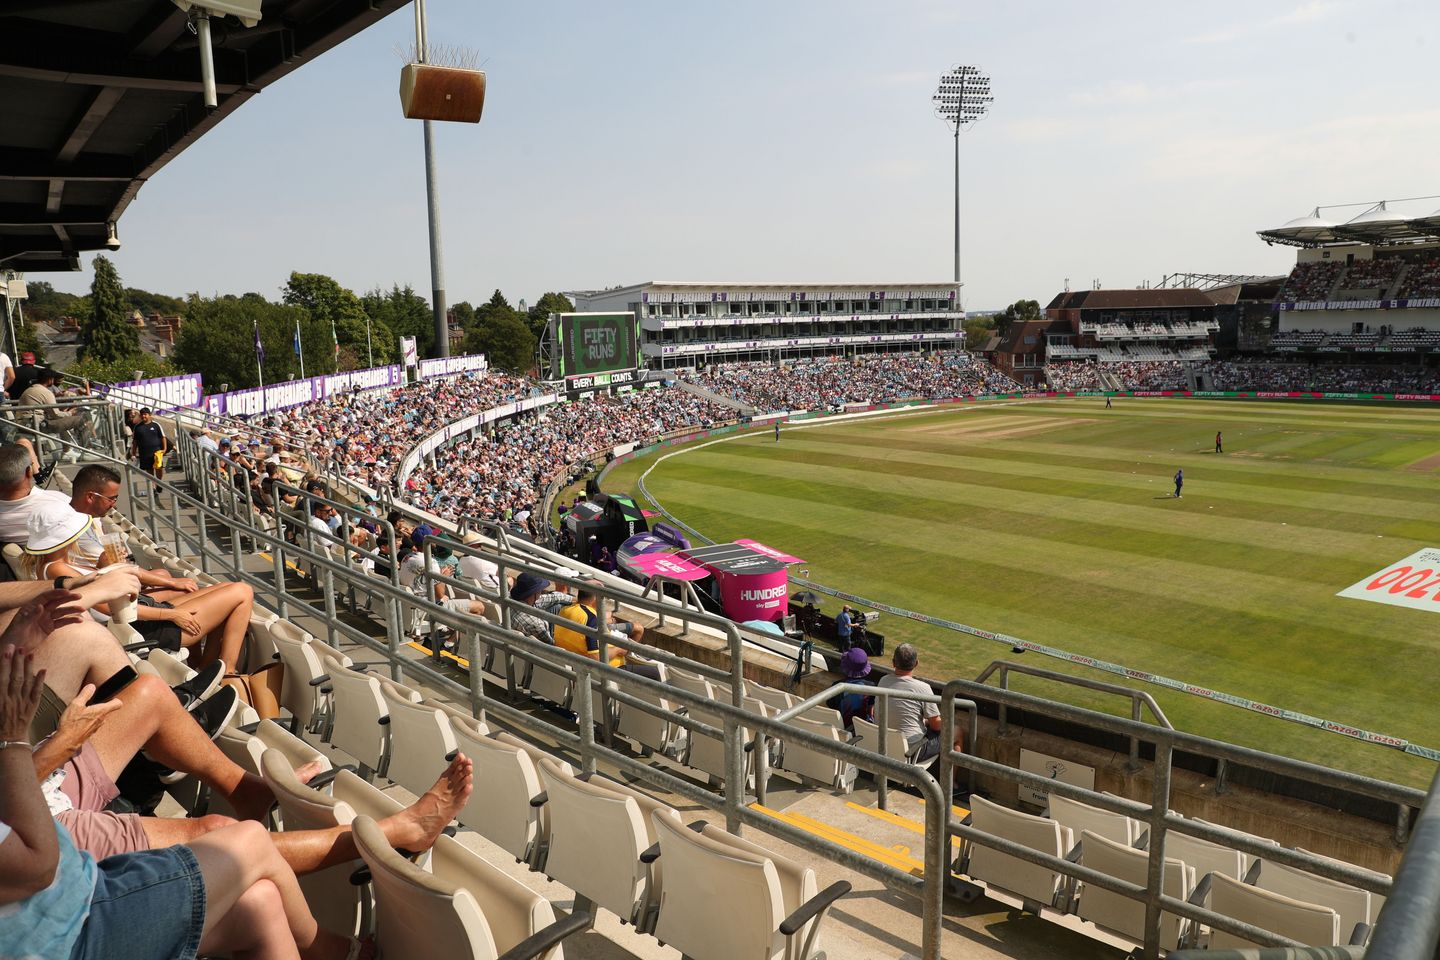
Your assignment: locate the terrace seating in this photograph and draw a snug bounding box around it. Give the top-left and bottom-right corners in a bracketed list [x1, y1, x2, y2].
[650, 808, 849, 960]
[378, 680, 459, 795]
[1250, 858, 1373, 945]
[353, 816, 585, 960]
[321, 654, 391, 777]
[962, 794, 1075, 909]
[1074, 830, 1193, 951]
[457, 727, 547, 865]
[1047, 794, 1143, 853]
[1205, 871, 1342, 949]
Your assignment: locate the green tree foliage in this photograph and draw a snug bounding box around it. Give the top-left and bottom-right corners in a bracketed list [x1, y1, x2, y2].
[16, 280, 84, 331]
[526, 291, 573, 338]
[175, 294, 312, 390]
[125, 287, 186, 319]
[448, 300, 476, 330]
[463, 294, 535, 373]
[360, 285, 435, 364]
[994, 298, 1042, 338]
[962, 314, 997, 350]
[79, 255, 140, 363]
[283, 272, 379, 372]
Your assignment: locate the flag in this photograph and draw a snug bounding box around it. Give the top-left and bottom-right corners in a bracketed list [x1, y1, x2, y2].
[331, 318, 340, 363]
[253, 320, 265, 366]
[292, 321, 302, 357]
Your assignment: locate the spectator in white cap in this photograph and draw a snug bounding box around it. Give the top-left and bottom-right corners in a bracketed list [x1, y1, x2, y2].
[27, 499, 255, 671]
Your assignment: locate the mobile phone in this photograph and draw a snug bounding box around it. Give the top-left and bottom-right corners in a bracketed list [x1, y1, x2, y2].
[92, 665, 138, 704]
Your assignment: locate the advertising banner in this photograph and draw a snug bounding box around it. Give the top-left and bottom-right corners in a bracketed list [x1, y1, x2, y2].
[418, 354, 487, 379]
[1337, 547, 1440, 614]
[203, 364, 402, 416]
[103, 373, 204, 411]
[401, 336, 418, 368]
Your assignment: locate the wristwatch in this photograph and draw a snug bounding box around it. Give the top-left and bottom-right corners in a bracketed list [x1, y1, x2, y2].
[53, 575, 71, 592]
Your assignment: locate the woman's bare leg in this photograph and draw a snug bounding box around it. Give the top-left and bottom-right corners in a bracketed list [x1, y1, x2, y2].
[197, 877, 300, 960]
[168, 581, 254, 669]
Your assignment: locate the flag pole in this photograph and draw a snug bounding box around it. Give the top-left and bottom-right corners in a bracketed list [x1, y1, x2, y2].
[295, 317, 306, 380]
[254, 319, 265, 389]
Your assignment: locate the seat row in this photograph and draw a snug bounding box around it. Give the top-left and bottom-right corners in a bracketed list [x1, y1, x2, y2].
[960, 791, 1389, 954]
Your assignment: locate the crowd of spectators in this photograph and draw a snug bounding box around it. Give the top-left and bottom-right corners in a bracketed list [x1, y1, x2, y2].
[246, 371, 532, 491]
[1335, 257, 1403, 295]
[1207, 361, 1440, 393]
[1044, 360, 1190, 391]
[693, 352, 1020, 411]
[1279, 261, 1344, 303]
[1398, 254, 1440, 299]
[402, 387, 729, 526]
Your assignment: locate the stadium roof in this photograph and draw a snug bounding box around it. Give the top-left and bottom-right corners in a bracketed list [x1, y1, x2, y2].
[1046, 289, 1218, 310]
[1258, 200, 1440, 248]
[0, 0, 408, 273]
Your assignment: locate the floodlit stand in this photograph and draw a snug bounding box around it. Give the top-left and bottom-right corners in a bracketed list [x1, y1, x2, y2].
[933, 65, 993, 305]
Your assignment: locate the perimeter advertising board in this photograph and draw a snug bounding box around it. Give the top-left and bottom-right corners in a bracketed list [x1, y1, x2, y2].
[557, 312, 638, 381]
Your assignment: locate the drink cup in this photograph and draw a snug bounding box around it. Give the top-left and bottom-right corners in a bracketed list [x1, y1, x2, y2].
[98, 561, 138, 624]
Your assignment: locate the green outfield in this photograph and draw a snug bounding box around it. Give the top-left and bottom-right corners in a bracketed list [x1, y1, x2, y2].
[603, 398, 1440, 787]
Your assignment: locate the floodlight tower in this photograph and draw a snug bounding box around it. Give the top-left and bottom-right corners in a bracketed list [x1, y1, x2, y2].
[933, 65, 992, 303]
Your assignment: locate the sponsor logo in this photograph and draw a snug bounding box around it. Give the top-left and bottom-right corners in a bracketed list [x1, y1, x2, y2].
[739, 586, 787, 601]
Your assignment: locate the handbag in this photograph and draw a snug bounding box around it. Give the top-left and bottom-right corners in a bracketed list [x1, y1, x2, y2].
[220, 660, 285, 721]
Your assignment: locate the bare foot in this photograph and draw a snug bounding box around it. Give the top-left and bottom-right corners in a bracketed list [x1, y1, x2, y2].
[381, 753, 474, 852]
[293, 759, 327, 786]
[229, 772, 278, 822]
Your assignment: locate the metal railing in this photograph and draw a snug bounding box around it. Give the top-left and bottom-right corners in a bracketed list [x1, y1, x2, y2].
[975, 659, 1173, 772]
[936, 679, 1422, 960]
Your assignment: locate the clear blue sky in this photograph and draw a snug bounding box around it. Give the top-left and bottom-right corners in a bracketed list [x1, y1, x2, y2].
[49, 0, 1440, 311]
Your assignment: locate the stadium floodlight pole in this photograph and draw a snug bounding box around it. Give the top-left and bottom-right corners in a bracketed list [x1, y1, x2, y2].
[933, 65, 992, 305]
[414, 0, 449, 359]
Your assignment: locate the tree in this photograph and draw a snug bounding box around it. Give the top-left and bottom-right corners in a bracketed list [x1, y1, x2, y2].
[474, 289, 518, 330]
[283, 272, 374, 373]
[360, 284, 430, 364]
[175, 294, 310, 389]
[464, 311, 535, 374]
[125, 287, 186, 319]
[448, 300, 476, 330]
[993, 298, 1042, 338]
[526, 291, 573, 338]
[67, 353, 179, 385]
[79, 255, 140, 363]
[962, 315, 996, 350]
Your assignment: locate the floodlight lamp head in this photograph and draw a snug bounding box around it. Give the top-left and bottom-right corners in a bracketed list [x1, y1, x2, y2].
[933, 64, 992, 130]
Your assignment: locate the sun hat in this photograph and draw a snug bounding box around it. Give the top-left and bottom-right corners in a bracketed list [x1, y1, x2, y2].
[839, 647, 871, 679]
[462, 530, 484, 545]
[509, 571, 551, 601]
[25, 499, 92, 555]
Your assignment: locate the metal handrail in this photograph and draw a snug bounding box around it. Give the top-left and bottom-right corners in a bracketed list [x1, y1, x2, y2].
[937, 678, 1420, 960]
[975, 658, 1172, 771]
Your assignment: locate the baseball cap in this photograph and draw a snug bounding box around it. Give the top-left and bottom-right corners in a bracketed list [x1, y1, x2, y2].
[19, 351, 34, 364]
[24, 499, 92, 555]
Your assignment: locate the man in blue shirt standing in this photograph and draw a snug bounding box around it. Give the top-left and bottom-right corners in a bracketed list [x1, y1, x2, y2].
[835, 605, 853, 651]
[1174, 468, 1184, 499]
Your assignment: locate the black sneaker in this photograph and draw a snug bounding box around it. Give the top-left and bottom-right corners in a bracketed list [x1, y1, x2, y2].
[172, 661, 224, 711]
[33, 462, 56, 486]
[190, 685, 239, 741]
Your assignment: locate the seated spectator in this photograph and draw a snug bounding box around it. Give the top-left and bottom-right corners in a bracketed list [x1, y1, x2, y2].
[19, 368, 97, 445]
[508, 572, 556, 644]
[554, 583, 660, 680]
[828, 647, 876, 731]
[0, 443, 67, 546]
[26, 500, 255, 671]
[0, 642, 445, 960]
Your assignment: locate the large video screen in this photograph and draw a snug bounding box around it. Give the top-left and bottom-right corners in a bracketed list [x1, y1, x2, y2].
[558, 312, 639, 379]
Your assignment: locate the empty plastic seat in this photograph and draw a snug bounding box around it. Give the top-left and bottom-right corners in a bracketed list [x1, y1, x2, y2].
[271, 630, 331, 734]
[353, 816, 581, 960]
[650, 809, 848, 960]
[1251, 858, 1372, 945]
[778, 715, 856, 793]
[1207, 870, 1341, 949]
[613, 680, 684, 759]
[1048, 794, 1141, 852]
[1076, 829, 1193, 951]
[261, 749, 403, 937]
[321, 654, 389, 776]
[379, 680, 457, 795]
[1296, 847, 1389, 924]
[537, 757, 654, 926]
[684, 704, 748, 788]
[1161, 828, 1246, 884]
[744, 680, 796, 715]
[964, 794, 1075, 909]
[456, 727, 546, 865]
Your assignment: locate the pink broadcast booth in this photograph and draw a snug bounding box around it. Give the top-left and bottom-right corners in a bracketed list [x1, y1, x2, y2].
[619, 534, 805, 625]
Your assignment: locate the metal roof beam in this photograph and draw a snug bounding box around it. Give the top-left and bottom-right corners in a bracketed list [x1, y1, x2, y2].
[0, 151, 133, 181]
[0, 205, 110, 226]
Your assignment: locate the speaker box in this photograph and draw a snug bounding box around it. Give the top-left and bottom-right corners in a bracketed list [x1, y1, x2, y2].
[399, 63, 486, 123]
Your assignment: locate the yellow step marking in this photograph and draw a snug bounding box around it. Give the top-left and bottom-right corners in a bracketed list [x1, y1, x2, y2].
[913, 796, 973, 820]
[403, 640, 471, 670]
[749, 803, 924, 874]
[844, 802, 964, 847]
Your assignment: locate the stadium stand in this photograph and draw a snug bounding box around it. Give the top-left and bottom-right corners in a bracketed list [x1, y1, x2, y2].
[1278, 261, 1345, 303]
[694, 353, 1021, 411]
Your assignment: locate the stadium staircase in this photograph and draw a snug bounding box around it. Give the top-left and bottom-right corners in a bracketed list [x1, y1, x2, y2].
[28, 388, 1440, 960]
[673, 377, 758, 416]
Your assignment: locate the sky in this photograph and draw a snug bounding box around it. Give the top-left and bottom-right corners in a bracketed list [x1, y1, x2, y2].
[48, 0, 1440, 312]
